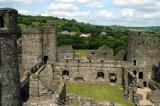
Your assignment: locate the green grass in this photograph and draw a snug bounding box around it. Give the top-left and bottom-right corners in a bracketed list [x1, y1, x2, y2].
[67, 83, 135, 106]
[74, 50, 88, 59]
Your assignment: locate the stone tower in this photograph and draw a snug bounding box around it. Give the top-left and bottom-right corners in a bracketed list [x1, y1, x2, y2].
[42, 23, 57, 63]
[0, 8, 21, 105]
[126, 31, 160, 82]
[22, 23, 57, 76]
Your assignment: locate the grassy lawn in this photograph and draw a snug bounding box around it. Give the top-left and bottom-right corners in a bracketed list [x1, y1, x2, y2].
[74, 50, 88, 59]
[67, 83, 135, 106]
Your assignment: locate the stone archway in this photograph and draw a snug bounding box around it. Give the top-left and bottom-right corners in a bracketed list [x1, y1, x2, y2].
[97, 72, 104, 79]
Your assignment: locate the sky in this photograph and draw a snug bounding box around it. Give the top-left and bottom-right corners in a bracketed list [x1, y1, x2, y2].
[1, 0, 160, 26]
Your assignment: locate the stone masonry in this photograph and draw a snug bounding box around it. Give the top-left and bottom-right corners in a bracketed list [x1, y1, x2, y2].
[0, 8, 160, 106]
[0, 8, 21, 106]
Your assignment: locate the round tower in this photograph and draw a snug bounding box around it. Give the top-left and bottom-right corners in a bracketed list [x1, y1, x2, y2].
[0, 8, 21, 105]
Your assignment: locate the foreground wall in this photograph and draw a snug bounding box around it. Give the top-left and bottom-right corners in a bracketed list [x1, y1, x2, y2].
[0, 8, 21, 106]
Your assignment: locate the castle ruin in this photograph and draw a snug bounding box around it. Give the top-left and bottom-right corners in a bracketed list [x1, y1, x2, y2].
[0, 8, 160, 106]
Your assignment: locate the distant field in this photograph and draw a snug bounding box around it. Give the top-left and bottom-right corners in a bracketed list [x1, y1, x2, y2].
[67, 83, 135, 106]
[74, 50, 88, 59]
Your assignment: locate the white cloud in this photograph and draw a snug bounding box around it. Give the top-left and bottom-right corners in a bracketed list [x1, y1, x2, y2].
[19, 10, 36, 15]
[55, 0, 104, 8]
[49, 11, 90, 18]
[88, 1, 103, 8]
[55, 0, 76, 3]
[120, 8, 160, 20]
[121, 9, 135, 18]
[0, 0, 43, 5]
[98, 10, 113, 18]
[114, 0, 154, 8]
[44, 1, 91, 21]
[114, 0, 160, 11]
[47, 3, 78, 12]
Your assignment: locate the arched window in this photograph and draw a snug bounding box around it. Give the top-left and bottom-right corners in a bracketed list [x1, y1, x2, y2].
[109, 73, 117, 83]
[139, 72, 143, 79]
[62, 70, 69, 76]
[97, 72, 104, 78]
[0, 16, 4, 28]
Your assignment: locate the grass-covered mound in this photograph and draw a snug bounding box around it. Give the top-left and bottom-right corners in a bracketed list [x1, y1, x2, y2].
[67, 83, 134, 106]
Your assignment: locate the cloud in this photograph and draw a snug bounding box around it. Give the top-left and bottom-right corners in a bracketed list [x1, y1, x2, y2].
[114, 0, 154, 8]
[55, 0, 76, 3]
[44, 1, 90, 21]
[19, 9, 37, 15]
[114, 0, 160, 11]
[0, 0, 43, 5]
[49, 11, 90, 18]
[121, 9, 135, 18]
[98, 10, 113, 18]
[87, 1, 103, 8]
[120, 8, 160, 20]
[55, 0, 104, 8]
[47, 3, 78, 12]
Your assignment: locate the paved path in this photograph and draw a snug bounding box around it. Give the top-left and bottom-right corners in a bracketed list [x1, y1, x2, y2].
[136, 87, 154, 106]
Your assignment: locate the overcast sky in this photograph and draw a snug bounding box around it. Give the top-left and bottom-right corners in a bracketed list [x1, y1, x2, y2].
[1, 0, 160, 26]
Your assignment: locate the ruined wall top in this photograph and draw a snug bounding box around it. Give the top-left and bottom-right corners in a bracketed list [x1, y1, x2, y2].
[22, 22, 56, 34]
[126, 30, 160, 67]
[42, 22, 56, 34]
[127, 30, 160, 52]
[0, 8, 18, 14]
[0, 8, 18, 33]
[88, 45, 114, 60]
[22, 27, 42, 34]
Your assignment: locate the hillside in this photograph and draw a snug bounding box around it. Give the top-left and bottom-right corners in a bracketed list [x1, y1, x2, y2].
[17, 14, 160, 54]
[18, 14, 160, 35]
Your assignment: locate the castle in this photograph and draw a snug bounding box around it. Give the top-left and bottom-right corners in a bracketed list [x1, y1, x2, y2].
[0, 8, 160, 106]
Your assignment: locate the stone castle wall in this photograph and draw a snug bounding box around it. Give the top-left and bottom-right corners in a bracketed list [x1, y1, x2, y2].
[22, 28, 43, 77]
[88, 45, 114, 60]
[55, 60, 132, 85]
[21, 24, 57, 78]
[0, 8, 21, 106]
[42, 24, 57, 63]
[126, 31, 160, 81]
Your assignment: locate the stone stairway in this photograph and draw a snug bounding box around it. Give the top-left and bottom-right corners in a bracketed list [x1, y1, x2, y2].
[136, 79, 144, 88]
[136, 87, 154, 106]
[21, 63, 45, 87]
